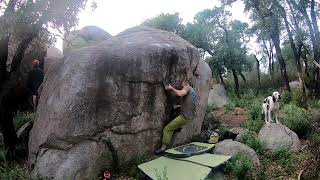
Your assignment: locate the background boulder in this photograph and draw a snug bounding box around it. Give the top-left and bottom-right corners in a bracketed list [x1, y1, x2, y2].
[63, 26, 112, 54]
[29, 26, 212, 179]
[289, 81, 302, 91]
[207, 84, 229, 108]
[258, 123, 301, 152]
[213, 139, 260, 165]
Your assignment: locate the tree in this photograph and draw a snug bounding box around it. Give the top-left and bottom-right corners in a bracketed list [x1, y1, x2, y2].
[0, 0, 92, 152]
[192, 7, 251, 96]
[241, 0, 291, 91]
[142, 13, 185, 36]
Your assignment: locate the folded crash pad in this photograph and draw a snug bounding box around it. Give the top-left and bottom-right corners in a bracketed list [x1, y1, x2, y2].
[138, 142, 231, 180]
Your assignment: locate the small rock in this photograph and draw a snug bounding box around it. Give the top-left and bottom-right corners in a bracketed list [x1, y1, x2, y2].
[258, 123, 301, 152]
[213, 139, 260, 165]
[229, 127, 248, 136]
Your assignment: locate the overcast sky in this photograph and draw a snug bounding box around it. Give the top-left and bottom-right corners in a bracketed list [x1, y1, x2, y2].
[55, 0, 251, 50]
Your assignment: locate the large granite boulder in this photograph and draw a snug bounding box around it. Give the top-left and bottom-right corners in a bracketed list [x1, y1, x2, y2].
[258, 123, 301, 152]
[29, 26, 212, 179]
[213, 139, 260, 165]
[63, 26, 112, 54]
[207, 84, 229, 108]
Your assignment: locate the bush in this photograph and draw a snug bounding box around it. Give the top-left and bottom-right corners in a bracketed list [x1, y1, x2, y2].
[225, 154, 253, 180]
[292, 89, 306, 108]
[248, 99, 263, 121]
[281, 91, 292, 104]
[282, 104, 312, 137]
[240, 132, 264, 155]
[13, 112, 33, 130]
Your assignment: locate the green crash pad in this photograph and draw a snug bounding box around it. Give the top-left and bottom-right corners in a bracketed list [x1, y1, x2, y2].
[165, 142, 215, 157]
[138, 142, 231, 180]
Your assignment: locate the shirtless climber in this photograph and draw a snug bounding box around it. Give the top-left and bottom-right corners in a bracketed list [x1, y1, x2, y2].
[27, 59, 44, 112]
[155, 79, 199, 154]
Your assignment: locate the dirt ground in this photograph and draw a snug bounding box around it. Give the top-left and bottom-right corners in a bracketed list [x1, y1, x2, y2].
[211, 107, 248, 128]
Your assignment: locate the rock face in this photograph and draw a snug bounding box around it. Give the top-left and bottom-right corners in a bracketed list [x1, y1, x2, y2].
[29, 26, 212, 179]
[63, 26, 112, 54]
[44, 45, 63, 74]
[258, 123, 301, 152]
[213, 139, 260, 165]
[207, 84, 229, 108]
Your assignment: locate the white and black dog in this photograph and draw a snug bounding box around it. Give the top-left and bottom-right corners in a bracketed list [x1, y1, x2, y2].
[262, 92, 281, 125]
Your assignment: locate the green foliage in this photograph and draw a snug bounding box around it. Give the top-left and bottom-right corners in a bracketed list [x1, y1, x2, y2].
[292, 89, 306, 108]
[281, 91, 292, 104]
[225, 102, 236, 112]
[142, 13, 185, 36]
[310, 133, 320, 145]
[282, 104, 312, 137]
[117, 155, 148, 179]
[13, 112, 33, 130]
[240, 132, 264, 155]
[243, 120, 264, 133]
[272, 147, 293, 172]
[226, 154, 253, 180]
[0, 148, 32, 180]
[206, 105, 217, 113]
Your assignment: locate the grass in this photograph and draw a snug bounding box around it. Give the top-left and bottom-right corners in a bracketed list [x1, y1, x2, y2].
[13, 111, 33, 131]
[110, 155, 148, 179]
[239, 131, 264, 155]
[0, 148, 33, 180]
[272, 147, 294, 173]
[225, 153, 253, 180]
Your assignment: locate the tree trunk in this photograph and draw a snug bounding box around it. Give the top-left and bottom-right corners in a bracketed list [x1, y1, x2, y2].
[282, 11, 306, 95]
[0, 38, 9, 88]
[239, 71, 246, 83]
[0, 27, 40, 151]
[289, 0, 320, 94]
[310, 0, 320, 95]
[254, 55, 261, 90]
[218, 68, 225, 86]
[270, 32, 291, 91]
[232, 69, 240, 96]
[0, 93, 17, 152]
